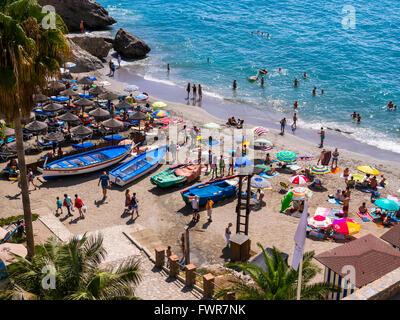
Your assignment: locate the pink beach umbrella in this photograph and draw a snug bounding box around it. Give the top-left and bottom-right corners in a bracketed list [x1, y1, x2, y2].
[307, 215, 333, 230]
[289, 175, 309, 185]
[332, 218, 360, 235]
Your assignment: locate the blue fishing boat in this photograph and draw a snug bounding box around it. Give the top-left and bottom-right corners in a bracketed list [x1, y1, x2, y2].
[38, 144, 132, 179]
[180, 175, 239, 206]
[110, 146, 167, 186]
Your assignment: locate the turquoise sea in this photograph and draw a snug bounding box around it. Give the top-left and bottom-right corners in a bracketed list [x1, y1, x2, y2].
[99, 0, 400, 154]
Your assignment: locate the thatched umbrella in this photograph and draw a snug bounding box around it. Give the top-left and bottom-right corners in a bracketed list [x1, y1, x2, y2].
[24, 120, 48, 133]
[50, 81, 66, 92]
[129, 111, 148, 132]
[33, 93, 49, 104]
[60, 88, 79, 97]
[89, 108, 110, 120]
[89, 86, 106, 97]
[58, 112, 80, 122]
[42, 102, 63, 113]
[3, 141, 31, 152]
[99, 91, 119, 110]
[43, 131, 64, 143]
[73, 97, 94, 113]
[115, 99, 134, 110]
[70, 124, 93, 137]
[102, 118, 123, 144]
[4, 127, 15, 137]
[77, 77, 94, 86]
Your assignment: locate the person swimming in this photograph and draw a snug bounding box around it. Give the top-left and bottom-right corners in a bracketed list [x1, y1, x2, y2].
[357, 113, 361, 123]
[303, 72, 307, 78]
[312, 87, 317, 95]
[293, 78, 299, 87]
[293, 101, 298, 109]
[351, 111, 357, 119]
[261, 77, 264, 86]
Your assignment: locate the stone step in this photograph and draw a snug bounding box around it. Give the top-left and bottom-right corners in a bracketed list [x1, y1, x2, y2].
[39, 214, 73, 242]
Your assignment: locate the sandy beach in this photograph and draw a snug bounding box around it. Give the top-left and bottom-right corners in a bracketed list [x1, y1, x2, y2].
[1, 61, 400, 285]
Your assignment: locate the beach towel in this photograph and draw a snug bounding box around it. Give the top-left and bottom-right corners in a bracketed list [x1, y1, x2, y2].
[356, 211, 371, 222]
[327, 198, 343, 206]
[321, 151, 331, 166]
[260, 172, 279, 179]
[315, 207, 330, 217]
[287, 164, 301, 170]
[330, 167, 342, 174]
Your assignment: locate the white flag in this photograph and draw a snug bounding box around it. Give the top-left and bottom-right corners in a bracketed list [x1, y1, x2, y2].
[291, 199, 309, 271]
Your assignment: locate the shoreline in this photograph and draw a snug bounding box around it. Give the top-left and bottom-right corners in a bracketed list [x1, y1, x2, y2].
[91, 60, 400, 165]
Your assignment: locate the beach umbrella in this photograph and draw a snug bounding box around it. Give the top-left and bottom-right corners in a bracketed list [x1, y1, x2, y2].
[25, 120, 48, 133]
[332, 218, 360, 235]
[89, 108, 110, 120]
[4, 127, 15, 137]
[60, 88, 79, 98]
[3, 141, 30, 152]
[255, 164, 271, 172]
[50, 81, 66, 92]
[129, 111, 148, 121]
[289, 175, 309, 185]
[234, 157, 252, 168]
[298, 153, 315, 161]
[289, 187, 312, 200]
[277, 150, 296, 163]
[42, 102, 63, 113]
[102, 118, 123, 130]
[254, 138, 273, 146]
[310, 165, 330, 175]
[357, 165, 379, 176]
[95, 80, 111, 86]
[124, 84, 139, 92]
[153, 110, 170, 119]
[0, 243, 27, 266]
[152, 101, 167, 108]
[77, 77, 94, 86]
[70, 124, 93, 137]
[252, 126, 269, 136]
[307, 215, 333, 230]
[374, 198, 400, 212]
[250, 176, 272, 189]
[202, 122, 222, 130]
[33, 93, 48, 103]
[99, 91, 119, 102]
[115, 100, 134, 110]
[73, 97, 94, 113]
[62, 62, 76, 68]
[135, 92, 148, 100]
[58, 112, 80, 122]
[351, 173, 364, 182]
[43, 131, 64, 143]
[89, 86, 106, 97]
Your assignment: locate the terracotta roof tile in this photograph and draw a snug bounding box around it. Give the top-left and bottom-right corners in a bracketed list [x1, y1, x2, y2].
[315, 234, 400, 287]
[380, 224, 400, 248]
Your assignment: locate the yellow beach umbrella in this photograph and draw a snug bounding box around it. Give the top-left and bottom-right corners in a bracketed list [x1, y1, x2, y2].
[357, 166, 379, 176]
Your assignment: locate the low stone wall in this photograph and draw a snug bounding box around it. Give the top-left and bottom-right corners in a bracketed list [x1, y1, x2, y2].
[343, 267, 400, 300]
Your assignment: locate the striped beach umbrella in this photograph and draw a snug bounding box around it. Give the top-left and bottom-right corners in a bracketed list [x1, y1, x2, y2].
[152, 101, 167, 108]
[250, 176, 272, 189]
[289, 187, 312, 200]
[277, 150, 296, 163]
[62, 62, 76, 68]
[332, 218, 360, 235]
[202, 122, 222, 130]
[254, 138, 273, 146]
[308, 215, 333, 230]
[310, 165, 330, 175]
[357, 165, 379, 176]
[252, 126, 269, 136]
[153, 110, 170, 118]
[289, 175, 309, 185]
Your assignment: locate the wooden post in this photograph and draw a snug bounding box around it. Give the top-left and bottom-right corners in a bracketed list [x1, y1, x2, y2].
[185, 264, 196, 287]
[155, 247, 165, 268]
[203, 273, 215, 298]
[169, 255, 179, 277]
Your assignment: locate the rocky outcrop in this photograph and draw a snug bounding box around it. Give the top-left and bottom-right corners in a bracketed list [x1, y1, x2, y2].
[113, 28, 151, 59]
[38, 0, 116, 32]
[67, 33, 113, 59]
[67, 39, 104, 73]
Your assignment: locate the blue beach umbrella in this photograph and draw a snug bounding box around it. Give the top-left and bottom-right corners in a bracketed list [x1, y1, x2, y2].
[374, 198, 400, 212]
[277, 150, 297, 163]
[234, 157, 252, 168]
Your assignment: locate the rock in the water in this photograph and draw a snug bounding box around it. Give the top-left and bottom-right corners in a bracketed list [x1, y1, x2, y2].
[113, 28, 151, 59]
[38, 0, 116, 32]
[67, 39, 104, 73]
[67, 33, 113, 59]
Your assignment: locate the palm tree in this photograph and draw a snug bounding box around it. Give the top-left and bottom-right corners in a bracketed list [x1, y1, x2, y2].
[215, 243, 341, 300]
[0, 0, 70, 258]
[0, 234, 142, 300]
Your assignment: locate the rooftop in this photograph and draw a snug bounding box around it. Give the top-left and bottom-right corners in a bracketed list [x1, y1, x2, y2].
[380, 224, 400, 248]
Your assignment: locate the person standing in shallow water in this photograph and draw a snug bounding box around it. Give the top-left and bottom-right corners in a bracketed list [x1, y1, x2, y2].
[319, 127, 325, 148]
[198, 84, 202, 100]
[192, 84, 197, 100]
[233, 80, 237, 90]
[186, 82, 190, 100]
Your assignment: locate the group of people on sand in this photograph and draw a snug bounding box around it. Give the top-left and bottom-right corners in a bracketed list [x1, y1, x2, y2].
[108, 55, 122, 77]
[227, 116, 244, 128]
[55, 194, 86, 220]
[186, 83, 202, 101]
[124, 189, 139, 220]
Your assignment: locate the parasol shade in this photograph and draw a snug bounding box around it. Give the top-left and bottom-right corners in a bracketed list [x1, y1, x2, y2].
[25, 120, 48, 132]
[277, 150, 297, 163]
[43, 102, 63, 112]
[374, 198, 400, 212]
[102, 118, 124, 129]
[357, 165, 379, 176]
[43, 132, 64, 142]
[310, 165, 331, 175]
[289, 175, 309, 185]
[70, 124, 93, 137]
[77, 77, 94, 85]
[129, 111, 147, 121]
[89, 108, 110, 119]
[332, 218, 360, 235]
[58, 112, 80, 122]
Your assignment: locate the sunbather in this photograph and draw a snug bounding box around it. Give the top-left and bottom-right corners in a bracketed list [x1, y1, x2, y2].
[359, 202, 368, 214]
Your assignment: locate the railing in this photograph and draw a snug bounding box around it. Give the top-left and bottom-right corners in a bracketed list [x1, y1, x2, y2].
[154, 248, 236, 300]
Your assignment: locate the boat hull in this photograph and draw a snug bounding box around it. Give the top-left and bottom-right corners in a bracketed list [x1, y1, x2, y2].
[38, 145, 132, 180]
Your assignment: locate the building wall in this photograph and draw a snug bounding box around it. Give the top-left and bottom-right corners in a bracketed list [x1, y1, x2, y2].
[324, 267, 356, 300]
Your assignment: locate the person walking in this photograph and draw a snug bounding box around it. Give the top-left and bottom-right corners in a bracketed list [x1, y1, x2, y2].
[198, 84, 202, 100]
[98, 171, 110, 199]
[319, 127, 325, 148]
[167, 63, 170, 72]
[257, 189, 264, 208]
[228, 151, 234, 175]
[293, 112, 297, 128]
[63, 194, 73, 217]
[225, 223, 232, 248]
[205, 198, 214, 222]
[191, 195, 200, 222]
[74, 194, 85, 219]
[130, 192, 139, 218]
[211, 155, 218, 179]
[280, 118, 286, 134]
[186, 82, 191, 100]
[55, 196, 63, 215]
[332, 148, 339, 169]
[124, 189, 131, 214]
[27, 168, 37, 190]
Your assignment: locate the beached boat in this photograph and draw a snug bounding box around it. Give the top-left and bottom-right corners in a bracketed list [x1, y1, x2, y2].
[180, 175, 239, 206]
[110, 146, 167, 186]
[150, 163, 201, 188]
[38, 144, 132, 180]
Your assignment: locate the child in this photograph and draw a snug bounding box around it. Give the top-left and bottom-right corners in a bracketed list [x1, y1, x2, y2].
[56, 197, 63, 215]
[205, 198, 214, 222]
